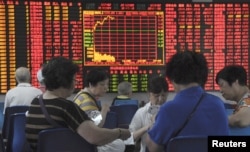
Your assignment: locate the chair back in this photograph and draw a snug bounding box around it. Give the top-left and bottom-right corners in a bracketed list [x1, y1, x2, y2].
[2, 106, 29, 140]
[110, 105, 138, 129]
[167, 136, 207, 152]
[0, 133, 5, 152]
[37, 128, 97, 152]
[6, 113, 27, 152]
[224, 103, 235, 109]
[103, 111, 117, 129]
[0, 102, 4, 130]
[114, 99, 139, 107]
[229, 126, 250, 135]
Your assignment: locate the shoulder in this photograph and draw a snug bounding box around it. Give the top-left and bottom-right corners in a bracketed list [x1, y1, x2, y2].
[45, 98, 81, 113]
[204, 92, 222, 99]
[74, 91, 94, 101]
[241, 95, 250, 106]
[31, 87, 43, 93]
[5, 87, 18, 98]
[6, 87, 17, 93]
[203, 93, 224, 104]
[136, 103, 149, 114]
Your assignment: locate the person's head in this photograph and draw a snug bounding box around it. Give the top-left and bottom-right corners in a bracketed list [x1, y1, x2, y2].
[42, 56, 79, 96]
[148, 76, 169, 105]
[216, 65, 247, 101]
[84, 68, 109, 97]
[117, 81, 132, 97]
[37, 69, 45, 85]
[166, 51, 208, 91]
[15, 67, 31, 83]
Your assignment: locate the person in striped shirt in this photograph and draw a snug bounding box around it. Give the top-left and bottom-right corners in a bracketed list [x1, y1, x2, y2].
[25, 57, 130, 151]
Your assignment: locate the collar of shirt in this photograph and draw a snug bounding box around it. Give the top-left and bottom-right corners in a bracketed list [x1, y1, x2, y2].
[17, 83, 32, 87]
[116, 95, 130, 99]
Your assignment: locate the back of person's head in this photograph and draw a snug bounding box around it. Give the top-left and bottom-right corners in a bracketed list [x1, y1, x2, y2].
[84, 68, 109, 87]
[15, 67, 31, 83]
[42, 56, 79, 91]
[166, 51, 208, 86]
[148, 76, 169, 93]
[117, 81, 132, 96]
[216, 65, 247, 86]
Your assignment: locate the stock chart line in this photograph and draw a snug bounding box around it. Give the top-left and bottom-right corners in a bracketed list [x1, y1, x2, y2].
[93, 15, 115, 62]
[83, 11, 164, 66]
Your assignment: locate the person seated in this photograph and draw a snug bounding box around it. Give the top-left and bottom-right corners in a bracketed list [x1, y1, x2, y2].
[129, 76, 168, 152]
[73, 68, 127, 152]
[146, 51, 229, 151]
[216, 65, 250, 128]
[3, 67, 42, 114]
[112, 81, 133, 105]
[25, 57, 131, 151]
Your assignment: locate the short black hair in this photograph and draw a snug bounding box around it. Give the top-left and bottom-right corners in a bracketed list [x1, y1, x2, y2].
[42, 56, 79, 90]
[148, 76, 169, 93]
[84, 68, 109, 87]
[166, 51, 208, 86]
[216, 65, 247, 86]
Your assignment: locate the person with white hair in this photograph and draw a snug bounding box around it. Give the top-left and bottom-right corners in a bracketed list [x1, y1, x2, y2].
[111, 81, 133, 105]
[3, 67, 42, 114]
[37, 68, 46, 92]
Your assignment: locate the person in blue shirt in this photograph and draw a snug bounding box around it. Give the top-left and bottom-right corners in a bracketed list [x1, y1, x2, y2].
[146, 51, 229, 152]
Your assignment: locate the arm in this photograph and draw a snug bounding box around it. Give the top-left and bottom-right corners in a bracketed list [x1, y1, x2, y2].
[77, 120, 131, 146]
[130, 107, 154, 142]
[145, 133, 164, 152]
[129, 108, 147, 141]
[229, 106, 250, 127]
[133, 125, 150, 141]
[73, 93, 107, 127]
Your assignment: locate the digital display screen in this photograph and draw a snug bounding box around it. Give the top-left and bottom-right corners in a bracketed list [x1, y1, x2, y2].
[0, 0, 249, 93]
[165, 3, 249, 90]
[83, 10, 164, 66]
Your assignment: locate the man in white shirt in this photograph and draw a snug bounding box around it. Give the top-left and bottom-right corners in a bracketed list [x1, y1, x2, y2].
[3, 67, 42, 114]
[129, 76, 168, 152]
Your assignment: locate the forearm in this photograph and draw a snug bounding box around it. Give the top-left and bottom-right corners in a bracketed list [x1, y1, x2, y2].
[145, 134, 163, 152]
[229, 115, 250, 127]
[133, 126, 149, 141]
[91, 128, 121, 145]
[77, 121, 129, 145]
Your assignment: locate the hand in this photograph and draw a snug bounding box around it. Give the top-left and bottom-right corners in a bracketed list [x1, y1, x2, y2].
[119, 129, 131, 140]
[150, 114, 156, 123]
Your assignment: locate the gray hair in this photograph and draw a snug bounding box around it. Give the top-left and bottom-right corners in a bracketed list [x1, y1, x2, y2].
[15, 67, 31, 83]
[118, 81, 132, 95]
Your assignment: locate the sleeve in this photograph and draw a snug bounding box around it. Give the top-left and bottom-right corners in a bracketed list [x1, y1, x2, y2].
[243, 98, 250, 107]
[148, 106, 176, 146]
[64, 101, 91, 130]
[73, 93, 101, 125]
[73, 93, 99, 114]
[129, 108, 143, 132]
